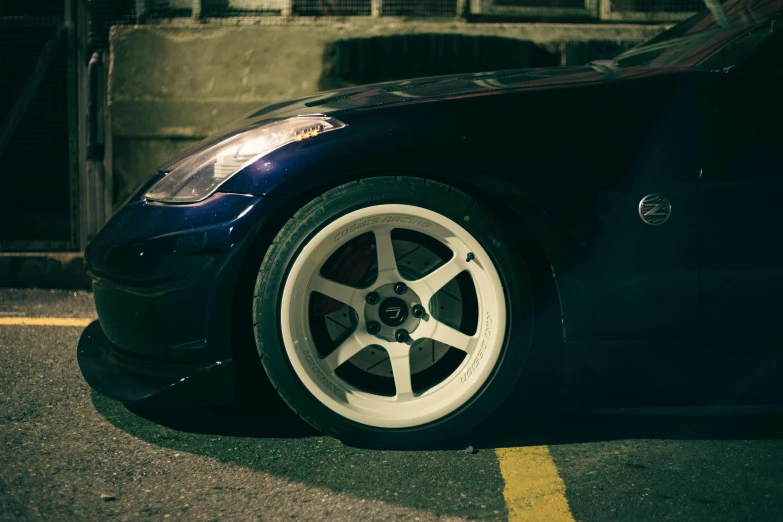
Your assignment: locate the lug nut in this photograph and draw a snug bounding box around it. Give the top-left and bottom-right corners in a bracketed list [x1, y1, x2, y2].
[412, 304, 425, 318]
[393, 282, 408, 295]
[366, 291, 380, 305]
[367, 321, 381, 335]
[395, 329, 409, 343]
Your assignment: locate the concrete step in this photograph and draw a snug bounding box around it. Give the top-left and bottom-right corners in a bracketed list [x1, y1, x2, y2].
[0, 253, 90, 290]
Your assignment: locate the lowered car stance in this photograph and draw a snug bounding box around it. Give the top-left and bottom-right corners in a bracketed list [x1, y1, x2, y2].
[79, 0, 783, 447]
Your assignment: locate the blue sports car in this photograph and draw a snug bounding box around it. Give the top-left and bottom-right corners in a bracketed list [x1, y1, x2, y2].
[79, 0, 783, 447]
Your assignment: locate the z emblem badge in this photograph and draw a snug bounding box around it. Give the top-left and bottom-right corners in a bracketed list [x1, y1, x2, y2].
[638, 194, 672, 226]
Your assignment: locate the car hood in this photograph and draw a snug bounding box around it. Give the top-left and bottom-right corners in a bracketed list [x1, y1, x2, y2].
[159, 65, 670, 171]
[244, 65, 669, 119]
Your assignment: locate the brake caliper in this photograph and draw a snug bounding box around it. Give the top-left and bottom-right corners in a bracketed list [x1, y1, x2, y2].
[313, 233, 377, 315]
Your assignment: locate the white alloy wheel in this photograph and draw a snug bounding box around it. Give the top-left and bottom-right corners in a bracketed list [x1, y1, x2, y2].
[280, 204, 506, 428]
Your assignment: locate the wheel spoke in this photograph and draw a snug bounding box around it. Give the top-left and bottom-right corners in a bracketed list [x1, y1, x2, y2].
[373, 227, 398, 278]
[389, 352, 413, 397]
[310, 274, 360, 310]
[411, 257, 464, 301]
[324, 331, 375, 371]
[419, 318, 473, 352]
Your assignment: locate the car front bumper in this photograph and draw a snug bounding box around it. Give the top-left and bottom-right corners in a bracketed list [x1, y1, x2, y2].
[79, 190, 286, 406]
[77, 320, 236, 406]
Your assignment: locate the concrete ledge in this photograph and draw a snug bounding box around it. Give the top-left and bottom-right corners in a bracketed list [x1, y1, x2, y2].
[109, 22, 666, 138]
[0, 253, 91, 290]
[111, 100, 263, 139]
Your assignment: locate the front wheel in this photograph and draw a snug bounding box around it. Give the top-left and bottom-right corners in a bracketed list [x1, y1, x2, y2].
[253, 177, 533, 447]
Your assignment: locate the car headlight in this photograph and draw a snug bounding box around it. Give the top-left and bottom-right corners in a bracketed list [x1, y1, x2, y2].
[144, 116, 346, 204]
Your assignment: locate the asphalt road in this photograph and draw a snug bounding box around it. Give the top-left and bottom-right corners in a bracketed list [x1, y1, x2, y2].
[2, 288, 783, 521]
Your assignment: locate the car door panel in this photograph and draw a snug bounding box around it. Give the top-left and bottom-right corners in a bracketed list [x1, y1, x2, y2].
[701, 73, 783, 354]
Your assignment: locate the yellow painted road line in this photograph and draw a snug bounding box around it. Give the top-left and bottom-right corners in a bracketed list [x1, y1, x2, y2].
[0, 317, 93, 327]
[496, 446, 575, 522]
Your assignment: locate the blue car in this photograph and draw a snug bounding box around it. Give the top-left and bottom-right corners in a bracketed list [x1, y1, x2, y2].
[79, 0, 783, 447]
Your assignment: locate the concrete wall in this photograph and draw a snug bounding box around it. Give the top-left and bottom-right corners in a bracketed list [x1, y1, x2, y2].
[109, 21, 666, 207]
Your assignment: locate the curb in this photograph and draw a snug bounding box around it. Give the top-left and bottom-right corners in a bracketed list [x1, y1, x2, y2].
[0, 253, 91, 290]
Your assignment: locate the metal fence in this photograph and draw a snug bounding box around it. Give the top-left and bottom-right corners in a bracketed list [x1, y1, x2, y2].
[474, 0, 702, 19]
[101, 0, 703, 23]
[0, 0, 79, 251]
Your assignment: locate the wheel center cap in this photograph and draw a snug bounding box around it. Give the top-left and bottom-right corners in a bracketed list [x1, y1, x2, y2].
[378, 297, 408, 327]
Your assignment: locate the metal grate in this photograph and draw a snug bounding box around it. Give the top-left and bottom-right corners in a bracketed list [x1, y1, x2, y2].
[83, 0, 705, 39]
[473, 0, 703, 20]
[627, 0, 703, 11]
[291, 0, 372, 16]
[0, 0, 64, 17]
[0, 9, 72, 244]
[481, 0, 588, 13]
[601, 0, 702, 20]
[381, 0, 459, 16]
[494, 0, 586, 9]
[87, 1, 137, 55]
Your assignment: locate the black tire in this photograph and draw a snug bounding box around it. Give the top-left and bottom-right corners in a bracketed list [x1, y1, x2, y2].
[253, 176, 534, 448]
